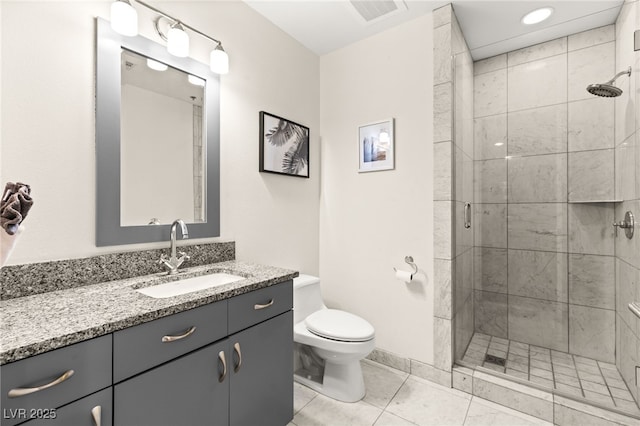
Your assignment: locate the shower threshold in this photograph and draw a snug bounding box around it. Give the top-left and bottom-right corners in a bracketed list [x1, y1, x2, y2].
[459, 332, 640, 416]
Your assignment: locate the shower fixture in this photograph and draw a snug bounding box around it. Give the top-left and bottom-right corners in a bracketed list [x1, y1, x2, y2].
[613, 211, 635, 239]
[586, 67, 631, 97]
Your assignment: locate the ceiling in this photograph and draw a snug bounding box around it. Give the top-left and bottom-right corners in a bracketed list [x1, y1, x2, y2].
[244, 0, 624, 60]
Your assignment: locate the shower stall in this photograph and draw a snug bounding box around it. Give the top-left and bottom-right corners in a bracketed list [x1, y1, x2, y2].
[434, 3, 640, 421]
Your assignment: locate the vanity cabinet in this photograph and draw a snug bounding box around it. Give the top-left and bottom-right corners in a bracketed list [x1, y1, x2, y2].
[0, 335, 112, 426]
[1, 279, 293, 426]
[114, 279, 293, 426]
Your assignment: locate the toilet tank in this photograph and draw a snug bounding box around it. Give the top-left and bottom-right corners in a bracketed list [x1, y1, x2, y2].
[293, 274, 325, 324]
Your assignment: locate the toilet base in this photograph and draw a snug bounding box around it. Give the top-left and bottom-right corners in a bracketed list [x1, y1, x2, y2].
[294, 360, 365, 403]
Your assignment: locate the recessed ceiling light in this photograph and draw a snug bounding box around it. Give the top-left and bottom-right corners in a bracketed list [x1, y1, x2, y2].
[522, 7, 553, 25]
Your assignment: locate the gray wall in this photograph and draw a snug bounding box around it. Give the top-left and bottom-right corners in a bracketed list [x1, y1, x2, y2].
[472, 26, 617, 363]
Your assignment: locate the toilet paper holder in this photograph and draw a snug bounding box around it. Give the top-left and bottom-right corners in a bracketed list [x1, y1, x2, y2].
[393, 256, 419, 275]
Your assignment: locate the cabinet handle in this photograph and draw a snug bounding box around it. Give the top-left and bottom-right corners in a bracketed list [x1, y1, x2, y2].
[218, 351, 227, 383]
[8, 369, 75, 398]
[91, 405, 102, 426]
[162, 326, 197, 342]
[254, 299, 274, 310]
[233, 342, 242, 373]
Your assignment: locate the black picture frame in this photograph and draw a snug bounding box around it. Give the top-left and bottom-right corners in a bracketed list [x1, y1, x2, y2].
[259, 111, 309, 178]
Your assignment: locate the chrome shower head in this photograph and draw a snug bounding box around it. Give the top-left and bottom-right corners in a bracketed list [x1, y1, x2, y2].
[586, 66, 631, 98]
[586, 83, 623, 97]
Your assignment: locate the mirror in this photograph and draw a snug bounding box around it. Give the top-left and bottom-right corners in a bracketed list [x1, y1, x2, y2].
[120, 49, 205, 226]
[96, 18, 220, 246]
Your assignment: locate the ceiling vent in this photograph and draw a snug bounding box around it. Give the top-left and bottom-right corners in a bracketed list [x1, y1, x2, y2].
[349, 0, 407, 24]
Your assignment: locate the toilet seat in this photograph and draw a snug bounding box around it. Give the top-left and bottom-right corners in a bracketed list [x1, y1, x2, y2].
[305, 309, 375, 342]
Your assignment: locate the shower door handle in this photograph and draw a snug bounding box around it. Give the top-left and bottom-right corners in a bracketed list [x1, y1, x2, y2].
[464, 203, 471, 229]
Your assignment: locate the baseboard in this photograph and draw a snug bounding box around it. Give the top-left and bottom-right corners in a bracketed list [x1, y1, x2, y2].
[366, 348, 410, 373]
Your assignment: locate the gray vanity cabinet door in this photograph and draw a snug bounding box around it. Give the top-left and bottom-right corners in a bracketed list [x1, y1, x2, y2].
[114, 339, 229, 426]
[229, 311, 293, 426]
[26, 388, 112, 426]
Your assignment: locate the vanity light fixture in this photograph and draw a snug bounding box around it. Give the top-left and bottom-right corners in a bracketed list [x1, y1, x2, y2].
[110, 0, 138, 36]
[109, 0, 229, 74]
[210, 44, 229, 75]
[521, 7, 553, 25]
[166, 22, 190, 57]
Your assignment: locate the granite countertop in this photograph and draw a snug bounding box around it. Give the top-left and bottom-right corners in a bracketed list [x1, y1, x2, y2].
[0, 260, 298, 365]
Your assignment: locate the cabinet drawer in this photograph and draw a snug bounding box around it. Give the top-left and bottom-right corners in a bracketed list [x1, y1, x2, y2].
[113, 301, 227, 382]
[228, 280, 292, 334]
[0, 335, 112, 426]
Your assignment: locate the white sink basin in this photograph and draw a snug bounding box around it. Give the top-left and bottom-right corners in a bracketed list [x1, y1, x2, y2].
[136, 273, 245, 298]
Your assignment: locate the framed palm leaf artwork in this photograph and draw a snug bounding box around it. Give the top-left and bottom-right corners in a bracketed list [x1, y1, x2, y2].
[259, 111, 310, 178]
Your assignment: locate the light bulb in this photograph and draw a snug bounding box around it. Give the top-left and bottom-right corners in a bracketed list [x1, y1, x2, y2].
[210, 45, 229, 75]
[110, 0, 138, 37]
[167, 23, 189, 57]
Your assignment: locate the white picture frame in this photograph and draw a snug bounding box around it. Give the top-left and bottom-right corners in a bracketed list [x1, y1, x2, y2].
[358, 118, 394, 173]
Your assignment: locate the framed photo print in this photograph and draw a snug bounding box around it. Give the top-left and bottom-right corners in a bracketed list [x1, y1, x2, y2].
[259, 111, 309, 178]
[358, 118, 394, 173]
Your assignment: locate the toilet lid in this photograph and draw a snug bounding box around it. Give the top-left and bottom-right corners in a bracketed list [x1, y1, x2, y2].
[305, 309, 375, 342]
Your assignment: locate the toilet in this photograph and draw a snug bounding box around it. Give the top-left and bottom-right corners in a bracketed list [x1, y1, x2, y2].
[293, 274, 375, 403]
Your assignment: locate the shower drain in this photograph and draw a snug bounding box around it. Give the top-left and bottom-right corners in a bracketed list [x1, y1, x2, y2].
[484, 354, 506, 367]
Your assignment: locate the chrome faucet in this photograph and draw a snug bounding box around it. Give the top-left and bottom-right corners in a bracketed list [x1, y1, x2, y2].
[159, 219, 190, 274]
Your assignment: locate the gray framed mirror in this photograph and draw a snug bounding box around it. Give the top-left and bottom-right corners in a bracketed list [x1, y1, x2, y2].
[95, 17, 220, 246]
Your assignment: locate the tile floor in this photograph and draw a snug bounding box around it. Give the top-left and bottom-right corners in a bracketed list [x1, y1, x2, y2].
[460, 332, 640, 415]
[290, 359, 552, 426]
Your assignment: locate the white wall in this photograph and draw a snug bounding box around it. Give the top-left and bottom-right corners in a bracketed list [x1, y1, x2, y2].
[0, 1, 320, 275]
[319, 14, 434, 363]
[2, 0, 435, 364]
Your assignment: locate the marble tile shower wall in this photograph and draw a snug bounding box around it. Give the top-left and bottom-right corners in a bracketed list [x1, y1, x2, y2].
[472, 26, 617, 363]
[433, 4, 474, 379]
[614, 0, 640, 404]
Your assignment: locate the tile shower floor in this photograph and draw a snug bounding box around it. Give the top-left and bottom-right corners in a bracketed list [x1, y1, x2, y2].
[290, 359, 552, 425]
[461, 332, 640, 415]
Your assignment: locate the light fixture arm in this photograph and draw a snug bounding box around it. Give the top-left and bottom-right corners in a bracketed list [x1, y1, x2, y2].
[135, 0, 222, 47]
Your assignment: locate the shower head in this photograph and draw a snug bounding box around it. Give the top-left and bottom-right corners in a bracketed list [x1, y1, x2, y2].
[586, 66, 631, 97]
[586, 83, 623, 97]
